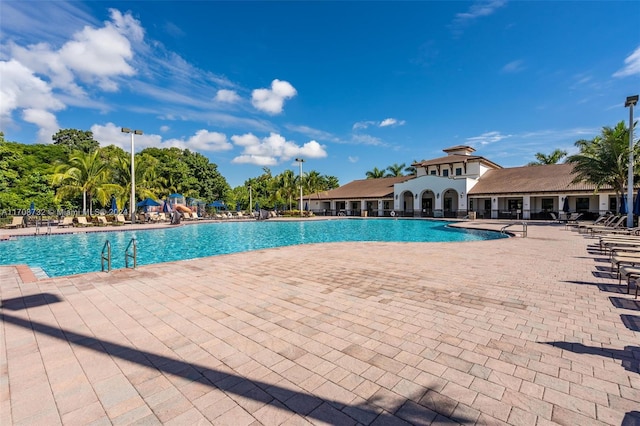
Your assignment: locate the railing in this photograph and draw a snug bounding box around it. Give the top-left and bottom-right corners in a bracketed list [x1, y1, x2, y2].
[501, 221, 528, 238]
[101, 240, 111, 272]
[34, 219, 52, 236]
[125, 238, 137, 269]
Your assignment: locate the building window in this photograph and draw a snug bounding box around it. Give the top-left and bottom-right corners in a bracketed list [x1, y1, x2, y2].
[609, 197, 617, 212]
[430, 170, 436, 175]
[455, 168, 462, 176]
[576, 197, 589, 211]
[442, 169, 449, 177]
[508, 199, 522, 210]
[541, 198, 554, 211]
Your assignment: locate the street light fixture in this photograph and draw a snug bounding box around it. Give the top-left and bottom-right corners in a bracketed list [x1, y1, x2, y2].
[248, 184, 252, 214]
[295, 158, 305, 217]
[121, 127, 143, 224]
[626, 95, 638, 228]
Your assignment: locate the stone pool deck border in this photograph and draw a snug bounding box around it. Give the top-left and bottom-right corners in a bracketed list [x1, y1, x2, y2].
[1, 220, 639, 425]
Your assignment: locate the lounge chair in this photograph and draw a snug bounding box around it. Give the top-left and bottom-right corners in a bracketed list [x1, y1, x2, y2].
[96, 216, 111, 226]
[3, 216, 25, 229]
[115, 214, 131, 225]
[75, 216, 92, 227]
[618, 265, 640, 298]
[587, 215, 627, 235]
[58, 217, 74, 228]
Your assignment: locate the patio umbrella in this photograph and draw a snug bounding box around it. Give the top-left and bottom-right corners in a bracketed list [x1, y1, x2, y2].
[562, 197, 570, 213]
[634, 189, 640, 216]
[110, 195, 118, 214]
[162, 200, 172, 213]
[208, 201, 225, 208]
[136, 198, 161, 213]
[619, 195, 628, 215]
[29, 201, 35, 215]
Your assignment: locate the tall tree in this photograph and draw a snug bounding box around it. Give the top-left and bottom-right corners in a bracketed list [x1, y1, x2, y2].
[52, 129, 100, 153]
[52, 149, 113, 214]
[528, 149, 568, 166]
[365, 167, 385, 179]
[566, 121, 637, 196]
[385, 163, 406, 177]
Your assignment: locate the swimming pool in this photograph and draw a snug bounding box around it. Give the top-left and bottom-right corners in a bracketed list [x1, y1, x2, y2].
[0, 219, 505, 277]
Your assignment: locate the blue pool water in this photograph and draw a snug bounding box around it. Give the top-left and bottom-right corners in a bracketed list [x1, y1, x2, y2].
[0, 219, 505, 278]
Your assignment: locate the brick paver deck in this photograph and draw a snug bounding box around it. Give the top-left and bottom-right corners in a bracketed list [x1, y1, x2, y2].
[1, 221, 638, 425]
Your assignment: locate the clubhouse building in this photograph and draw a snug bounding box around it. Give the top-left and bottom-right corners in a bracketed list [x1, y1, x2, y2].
[309, 145, 624, 220]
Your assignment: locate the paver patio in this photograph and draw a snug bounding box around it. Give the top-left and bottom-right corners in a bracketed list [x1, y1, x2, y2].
[1, 221, 639, 425]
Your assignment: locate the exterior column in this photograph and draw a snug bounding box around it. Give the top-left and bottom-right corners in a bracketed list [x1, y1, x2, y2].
[491, 197, 498, 219]
[598, 193, 608, 216]
[522, 195, 531, 220]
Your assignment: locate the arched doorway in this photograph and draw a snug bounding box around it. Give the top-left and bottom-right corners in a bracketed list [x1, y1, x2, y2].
[420, 190, 436, 217]
[442, 189, 459, 218]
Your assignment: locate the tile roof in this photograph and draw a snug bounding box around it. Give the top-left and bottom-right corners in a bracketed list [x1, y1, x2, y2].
[468, 163, 603, 195]
[313, 176, 413, 200]
[414, 154, 502, 169]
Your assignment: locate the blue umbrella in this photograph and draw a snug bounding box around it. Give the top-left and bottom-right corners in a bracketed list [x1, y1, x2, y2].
[29, 201, 35, 215]
[110, 195, 118, 214]
[255, 202, 259, 212]
[304, 202, 308, 211]
[208, 201, 225, 208]
[562, 197, 570, 213]
[619, 195, 628, 215]
[162, 200, 172, 213]
[634, 189, 640, 216]
[137, 198, 161, 208]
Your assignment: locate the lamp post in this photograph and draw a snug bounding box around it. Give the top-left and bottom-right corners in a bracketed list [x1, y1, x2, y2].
[249, 185, 252, 214]
[121, 127, 143, 224]
[295, 158, 305, 217]
[626, 95, 638, 228]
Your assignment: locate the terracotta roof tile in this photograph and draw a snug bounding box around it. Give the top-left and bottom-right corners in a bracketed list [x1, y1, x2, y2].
[313, 176, 413, 200]
[468, 163, 603, 195]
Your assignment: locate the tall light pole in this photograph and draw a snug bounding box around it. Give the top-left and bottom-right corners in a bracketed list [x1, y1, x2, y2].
[121, 127, 143, 224]
[248, 185, 252, 214]
[626, 95, 638, 228]
[295, 158, 305, 217]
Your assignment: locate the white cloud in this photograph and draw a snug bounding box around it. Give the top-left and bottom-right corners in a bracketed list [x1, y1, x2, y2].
[91, 123, 232, 153]
[450, 0, 507, 35]
[251, 79, 297, 114]
[354, 118, 405, 129]
[501, 60, 525, 74]
[351, 134, 386, 146]
[215, 89, 241, 103]
[230, 132, 327, 166]
[465, 131, 512, 146]
[348, 156, 359, 163]
[613, 45, 640, 78]
[379, 118, 406, 127]
[0, 59, 65, 119]
[22, 109, 60, 144]
[9, 9, 140, 93]
[159, 125, 170, 132]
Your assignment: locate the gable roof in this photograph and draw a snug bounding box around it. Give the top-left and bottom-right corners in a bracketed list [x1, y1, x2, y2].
[468, 163, 602, 195]
[313, 176, 413, 200]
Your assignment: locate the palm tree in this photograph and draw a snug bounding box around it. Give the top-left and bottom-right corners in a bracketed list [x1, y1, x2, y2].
[404, 161, 418, 176]
[365, 167, 385, 179]
[276, 169, 297, 210]
[528, 149, 568, 166]
[566, 121, 637, 196]
[385, 163, 406, 177]
[52, 149, 113, 214]
[305, 170, 325, 210]
[113, 154, 165, 211]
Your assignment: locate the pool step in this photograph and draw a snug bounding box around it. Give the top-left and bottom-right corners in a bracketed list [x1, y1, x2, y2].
[30, 266, 50, 279]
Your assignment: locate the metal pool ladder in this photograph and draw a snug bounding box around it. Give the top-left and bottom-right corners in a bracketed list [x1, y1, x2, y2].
[34, 219, 52, 236]
[101, 240, 111, 272]
[125, 238, 137, 269]
[501, 221, 527, 238]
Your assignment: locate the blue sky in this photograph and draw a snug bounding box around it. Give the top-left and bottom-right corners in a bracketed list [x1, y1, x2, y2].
[1, 1, 639, 188]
